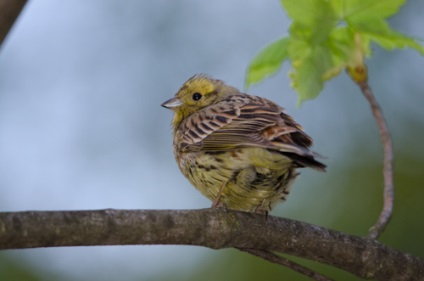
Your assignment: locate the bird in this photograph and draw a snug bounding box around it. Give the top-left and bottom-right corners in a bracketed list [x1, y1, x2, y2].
[162, 74, 326, 214]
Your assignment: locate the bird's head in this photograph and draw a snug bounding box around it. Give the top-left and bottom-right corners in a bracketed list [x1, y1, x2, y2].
[161, 74, 238, 129]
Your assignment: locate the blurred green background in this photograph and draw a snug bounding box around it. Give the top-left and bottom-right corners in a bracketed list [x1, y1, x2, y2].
[0, 1, 423, 280]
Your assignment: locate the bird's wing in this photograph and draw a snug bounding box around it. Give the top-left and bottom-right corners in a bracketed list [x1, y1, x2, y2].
[177, 94, 325, 170]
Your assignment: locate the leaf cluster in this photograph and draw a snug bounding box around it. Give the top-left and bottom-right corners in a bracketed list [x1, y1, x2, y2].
[246, 0, 424, 104]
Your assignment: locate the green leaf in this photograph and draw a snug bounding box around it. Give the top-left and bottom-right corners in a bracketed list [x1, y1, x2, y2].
[293, 55, 323, 105]
[342, 0, 406, 23]
[281, 0, 336, 25]
[245, 37, 290, 89]
[370, 32, 424, 55]
[290, 44, 333, 104]
[324, 27, 356, 80]
[351, 20, 424, 55]
[282, 0, 337, 43]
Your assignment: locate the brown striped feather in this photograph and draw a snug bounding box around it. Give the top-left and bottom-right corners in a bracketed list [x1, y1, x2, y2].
[175, 94, 325, 171]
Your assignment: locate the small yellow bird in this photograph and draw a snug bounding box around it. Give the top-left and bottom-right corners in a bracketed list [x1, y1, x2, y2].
[162, 74, 325, 214]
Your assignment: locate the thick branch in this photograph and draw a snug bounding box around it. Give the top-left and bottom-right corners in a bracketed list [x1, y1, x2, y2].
[0, 209, 422, 280]
[0, 0, 27, 47]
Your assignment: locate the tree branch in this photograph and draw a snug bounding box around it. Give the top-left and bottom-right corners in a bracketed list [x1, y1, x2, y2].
[0, 0, 27, 47]
[239, 249, 335, 281]
[0, 209, 422, 280]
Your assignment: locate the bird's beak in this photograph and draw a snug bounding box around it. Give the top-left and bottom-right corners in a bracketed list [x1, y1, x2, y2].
[161, 97, 183, 109]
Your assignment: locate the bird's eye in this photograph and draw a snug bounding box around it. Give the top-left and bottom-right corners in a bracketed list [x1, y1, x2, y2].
[192, 92, 202, 101]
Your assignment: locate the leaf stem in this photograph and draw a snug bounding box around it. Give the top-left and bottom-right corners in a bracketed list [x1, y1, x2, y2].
[356, 80, 394, 239]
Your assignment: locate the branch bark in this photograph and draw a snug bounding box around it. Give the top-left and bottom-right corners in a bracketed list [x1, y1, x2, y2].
[0, 0, 27, 47]
[240, 249, 335, 281]
[0, 209, 422, 280]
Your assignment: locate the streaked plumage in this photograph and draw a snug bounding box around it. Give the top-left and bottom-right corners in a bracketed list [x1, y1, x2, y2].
[162, 74, 325, 213]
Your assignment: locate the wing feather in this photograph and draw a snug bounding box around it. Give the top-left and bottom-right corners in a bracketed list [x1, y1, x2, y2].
[176, 94, 325, 171]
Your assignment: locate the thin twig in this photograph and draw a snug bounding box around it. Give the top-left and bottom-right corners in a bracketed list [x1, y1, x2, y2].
[357, 80, 394, 239]
[239, 248, 334, 281]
